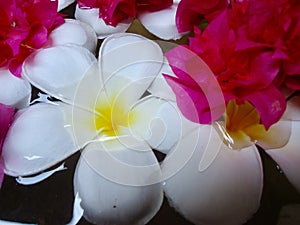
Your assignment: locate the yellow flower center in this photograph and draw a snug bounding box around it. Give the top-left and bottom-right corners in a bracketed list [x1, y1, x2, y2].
[94, 97, 134, 138]
[216, 100, 268, 149]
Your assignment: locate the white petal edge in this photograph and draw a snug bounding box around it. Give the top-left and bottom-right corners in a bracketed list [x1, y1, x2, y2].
[74, 5, 132, 39]
[162, 125, 263, 225]
[282, 95, 300, 121]
[2, 103, 78, 176]
[22, 45, 96, 104]
[74, 137, 163, 225]
[57, 0, 75, 11]
[129, 96, 181, 154]
[0, 69, 31, 109]
[98, 33, 163, 109]
[138, 2, 187, 40]
[147, 57, 176, 101]
[47, 19, 97, 52]
[266, 121, 300, 193]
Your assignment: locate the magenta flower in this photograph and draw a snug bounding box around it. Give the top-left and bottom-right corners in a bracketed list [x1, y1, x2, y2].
[165, 0, 290, 129]
[0, 103, 14, 187]
[175, 0, 228, 33]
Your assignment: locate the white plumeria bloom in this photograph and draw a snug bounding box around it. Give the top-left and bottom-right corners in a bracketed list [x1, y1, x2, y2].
[2, 33, 188, 225]
[148, 68, 300, 225]
[74, 0, 187, 40]
[0, 18, 97, 110]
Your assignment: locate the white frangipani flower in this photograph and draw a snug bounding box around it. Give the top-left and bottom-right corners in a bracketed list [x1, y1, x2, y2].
[2, 33, 186, 224]
[147, 54, 300, 225]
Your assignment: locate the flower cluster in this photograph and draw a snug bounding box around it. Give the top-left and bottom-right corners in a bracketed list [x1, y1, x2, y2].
[165, 0, 300, 130]
[0, 0, 64, 77]
[0, 1, 299, 225]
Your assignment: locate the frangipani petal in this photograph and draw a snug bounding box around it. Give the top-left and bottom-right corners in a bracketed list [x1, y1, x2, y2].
[57, 0, 75, 11]
[247, 121, 291, 150]
[282, 95, 300, 121]
[74, 5, 132, 39]
[0, 69, 31, 109]
[99, 33, 163, 110]
[2, 103, 77, 176]
[74, 137, 163, 224]
[22, 45, 96, 104]
[266, 121, 300, 192]
[129, 96, 181, 154]
[48, 19, 97, 52]
[138, 2, 187, 40]
[57, 102, 98, 149]
[147, 57, 176, 101]
[163, 125, 263, 225]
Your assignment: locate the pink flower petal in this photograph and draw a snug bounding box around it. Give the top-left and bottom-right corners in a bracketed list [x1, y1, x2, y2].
[246, 85, 286, 130]
[164, 45, 225, 124]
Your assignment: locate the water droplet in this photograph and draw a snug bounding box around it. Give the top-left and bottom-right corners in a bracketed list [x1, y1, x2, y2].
[276, 165, 284, 174]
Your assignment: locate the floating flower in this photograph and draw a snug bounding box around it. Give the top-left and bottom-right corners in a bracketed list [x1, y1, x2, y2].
[0, 103, 14, 188]
[2, 33, 189, 224]
[75, 0, 187, 39]
[175, 0, 228, 33]
[161, 96, 299, 225]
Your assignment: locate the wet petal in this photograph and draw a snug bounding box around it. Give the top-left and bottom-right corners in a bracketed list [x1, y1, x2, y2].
[0, 69, 31, 109]
[58, 0, 75, 11]
[99, 33, 163, 109]
[48, 19, 97, 52]
[22, 45, 96, 104]
[74, 137, 163, 224]
[147, 57, 176, 101]
[74, 5, 131, 39]
[138, 2, 186, 40]
[129, 96, 181, 154]
[2, 103, 78, 176]
[266, 121, 300, 192]
[162, 125, 263, 225]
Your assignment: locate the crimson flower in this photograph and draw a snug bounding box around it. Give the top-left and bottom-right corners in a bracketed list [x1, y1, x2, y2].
[0, 0, 64, 77]
[175, 0, 228, 33]
[78, 0, 172, 26]
[165, 1, 288, 129]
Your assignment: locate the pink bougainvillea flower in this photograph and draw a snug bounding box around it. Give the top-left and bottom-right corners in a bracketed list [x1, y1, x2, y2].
[225, 0, 300, 90]
[174, 5, 286, 129]
[75, 0, 187, 39]
[175, 0, 228, 33]
[162, 45, 225, 124]
[0, 103, 14, 187]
